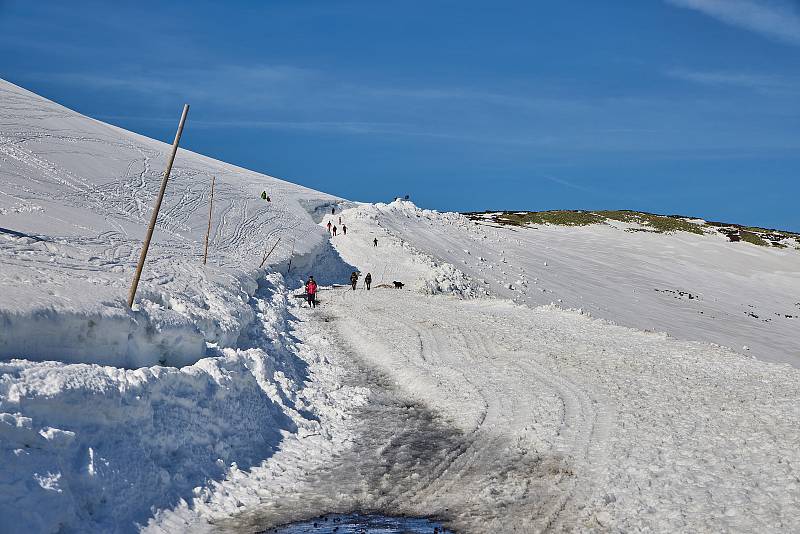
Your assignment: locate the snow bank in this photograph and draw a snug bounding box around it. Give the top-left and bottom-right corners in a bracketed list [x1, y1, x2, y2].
[0, 273, 323, 533]
[421, 262, 483, 299]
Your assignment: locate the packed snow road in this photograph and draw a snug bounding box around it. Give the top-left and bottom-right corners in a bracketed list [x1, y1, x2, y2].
[153, 250, 800, 532]
[318, 287, 800, 532]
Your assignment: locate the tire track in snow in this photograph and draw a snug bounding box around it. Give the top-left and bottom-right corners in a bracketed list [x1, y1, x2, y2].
[324, 289, 588, 532]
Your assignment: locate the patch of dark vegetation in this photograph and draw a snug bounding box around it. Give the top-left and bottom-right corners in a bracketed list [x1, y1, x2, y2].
[486, 210, 604, 227]
[716, 227, 741, 242]
[739, 230, 768, 247]
[596, 210, 705, 234]
[706, 221, 799, 247]
[465, 209, 704, 234]
[466, 210, 799, 248]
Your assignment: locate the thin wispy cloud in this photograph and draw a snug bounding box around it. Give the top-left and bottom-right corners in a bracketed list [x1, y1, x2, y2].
[541, 174, 597, 194]
[666, 67, 799, 95]
[33, 65, 315, 100]
[22, 59, 798, 155]
[93, 115, 407, 134]
[665, 0, 800, 45]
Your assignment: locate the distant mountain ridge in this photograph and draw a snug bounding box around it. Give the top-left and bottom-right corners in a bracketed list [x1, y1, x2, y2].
[465, 209, 800, 249]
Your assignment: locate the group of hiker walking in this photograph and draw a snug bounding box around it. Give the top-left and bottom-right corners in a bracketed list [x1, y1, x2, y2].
[301, 205, 385, 307]
[303, 270, 373, 308]
[326, 220, 346, 236]
[349, 271, 372, 290]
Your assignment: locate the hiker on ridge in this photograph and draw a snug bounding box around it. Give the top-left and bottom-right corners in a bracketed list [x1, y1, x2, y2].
[342, 224, 347, 235]
[365, 272, 372, 291]
[326, 221, 332, 234]
[373, 237, 378, 247]
[332, 225, 337, 236]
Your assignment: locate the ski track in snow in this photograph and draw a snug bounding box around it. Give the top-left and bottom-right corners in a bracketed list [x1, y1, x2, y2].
[0, 79, 342, 368]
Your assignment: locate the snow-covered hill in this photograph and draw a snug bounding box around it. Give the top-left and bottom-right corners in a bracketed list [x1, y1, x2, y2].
[0, 79, 354, 532]
[2, 80, 799, 533]
[0, 79, 348, 368]
[365, 201, 800, 366]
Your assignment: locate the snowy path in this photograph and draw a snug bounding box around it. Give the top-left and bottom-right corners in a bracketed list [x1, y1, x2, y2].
[320, 287, 800, 532]
[152, 220, 800, 532]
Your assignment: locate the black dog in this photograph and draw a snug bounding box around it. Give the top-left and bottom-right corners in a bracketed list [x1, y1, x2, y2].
[392, 281, 404, 289]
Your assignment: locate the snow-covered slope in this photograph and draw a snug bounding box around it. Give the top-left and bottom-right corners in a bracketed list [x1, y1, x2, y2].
[3, 80, 800, 533]
[0, 79, 347, 368]
[148, 203, 800, 533]
[363, 201, 800, 366]
[0, 80, 355, 532]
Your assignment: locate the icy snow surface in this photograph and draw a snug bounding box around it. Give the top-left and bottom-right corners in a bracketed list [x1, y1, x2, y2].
[3, 80, 800, 533]
[373, 201, 800, 366]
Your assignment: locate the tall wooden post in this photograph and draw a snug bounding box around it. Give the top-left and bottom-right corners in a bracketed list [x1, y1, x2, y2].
[127, 104, 190, 308]
[285, 238, 296, 276]
[203, 176, 215, 265]
[259, 237, 281, 268]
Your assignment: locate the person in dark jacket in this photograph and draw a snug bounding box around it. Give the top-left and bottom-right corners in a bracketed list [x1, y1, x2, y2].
[350, 271, 358, 290]
[373, 237, 378, 247]
[260, 191, 267, 200]
[326, 221, 332, 234]
[364, 273, 372, 290]
[332, 225, 337, 236]
[342, 224, 347, 235]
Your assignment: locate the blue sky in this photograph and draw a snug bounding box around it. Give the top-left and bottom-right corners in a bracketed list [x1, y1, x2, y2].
[1, 0, 798, 230]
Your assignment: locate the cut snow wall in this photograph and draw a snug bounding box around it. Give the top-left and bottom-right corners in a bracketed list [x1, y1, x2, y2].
[0, 306, 205, 369]
[0, 273, 314, 534]
[0, 232, 356, 368]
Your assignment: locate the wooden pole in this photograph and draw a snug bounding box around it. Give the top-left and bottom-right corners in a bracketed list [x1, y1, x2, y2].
[286, 238, 296, 276]
[127, 104, 190, 308]
[259, 237, 281, 268]
[203, 176, 215, 265]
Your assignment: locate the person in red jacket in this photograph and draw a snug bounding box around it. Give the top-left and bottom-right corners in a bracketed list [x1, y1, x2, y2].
[305, 276, 318, 308]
